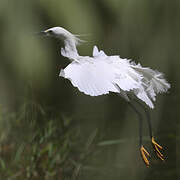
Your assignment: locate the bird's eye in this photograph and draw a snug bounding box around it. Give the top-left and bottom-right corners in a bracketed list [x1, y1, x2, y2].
[48, 30, 53, 34]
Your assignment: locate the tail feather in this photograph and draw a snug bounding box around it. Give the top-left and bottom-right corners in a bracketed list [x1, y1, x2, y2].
[131, 65, 170, 101]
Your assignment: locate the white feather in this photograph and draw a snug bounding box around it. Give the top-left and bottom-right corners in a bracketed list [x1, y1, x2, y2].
[45, 27, 170, 108]
[59, 45, 171, 108]
[60, 59, 119, 96]
[131, 64, 170, 101]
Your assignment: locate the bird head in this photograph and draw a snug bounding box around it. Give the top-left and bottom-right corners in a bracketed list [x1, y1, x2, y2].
[39, 26, 84, 47]
[40, 27, 74, 41]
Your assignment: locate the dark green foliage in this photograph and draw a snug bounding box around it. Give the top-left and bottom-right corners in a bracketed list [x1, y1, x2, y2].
[0, 103, 99, 179]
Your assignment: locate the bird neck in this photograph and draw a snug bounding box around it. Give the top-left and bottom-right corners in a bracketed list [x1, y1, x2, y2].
[61, 38, 79, 60]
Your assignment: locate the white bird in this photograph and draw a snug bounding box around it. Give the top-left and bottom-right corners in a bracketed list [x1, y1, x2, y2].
[40, 26, 170, 167]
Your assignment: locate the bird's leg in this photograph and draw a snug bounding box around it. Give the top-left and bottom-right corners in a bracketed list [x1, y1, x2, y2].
[128, 102, 150, 167]
[133, 100, 164, 161]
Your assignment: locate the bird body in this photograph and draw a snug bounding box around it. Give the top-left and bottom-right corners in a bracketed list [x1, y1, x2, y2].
[57, 29, 170, 109]
[42, 27, 170, 108]
[41, 26, 170, 167]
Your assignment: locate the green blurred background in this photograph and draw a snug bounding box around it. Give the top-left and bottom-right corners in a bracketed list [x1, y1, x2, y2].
[0, 0, 179, 179]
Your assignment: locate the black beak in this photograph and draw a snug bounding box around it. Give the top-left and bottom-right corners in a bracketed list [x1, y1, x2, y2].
[35, 31, 47, 36]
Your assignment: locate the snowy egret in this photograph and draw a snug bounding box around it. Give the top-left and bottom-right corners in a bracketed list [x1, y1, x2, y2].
[40, 27, 170, 167]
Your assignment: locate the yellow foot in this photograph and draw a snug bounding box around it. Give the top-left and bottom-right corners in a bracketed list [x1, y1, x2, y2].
[140, 145, 150, 167]
[152, 137, 164, 161]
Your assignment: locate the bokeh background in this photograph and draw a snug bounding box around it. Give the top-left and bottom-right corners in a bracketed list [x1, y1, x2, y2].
[0, 0, 179, 179]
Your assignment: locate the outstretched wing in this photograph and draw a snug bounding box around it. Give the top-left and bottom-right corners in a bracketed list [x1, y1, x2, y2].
[60, 46, 160, 108]
[59, 46, 171, 108]
[60, 60, 119, 96]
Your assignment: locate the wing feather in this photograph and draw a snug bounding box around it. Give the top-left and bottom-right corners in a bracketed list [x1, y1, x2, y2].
[60, 57, 155, 108]
[60, 60, 119, 96]
[59, 46, 170, 108]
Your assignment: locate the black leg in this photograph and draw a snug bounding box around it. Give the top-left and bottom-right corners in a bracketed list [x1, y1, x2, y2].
[133, 99, 153, 139]
[132, 99, 164, 161]
[128, 101, 150, 167]
[128, 102, 143, 147]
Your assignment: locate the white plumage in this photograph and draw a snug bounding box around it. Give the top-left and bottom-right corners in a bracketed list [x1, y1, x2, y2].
[43, 27, 170, 109]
